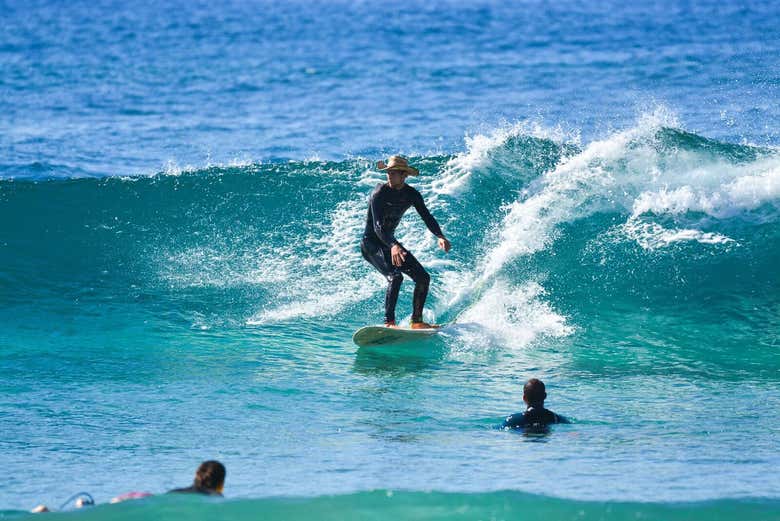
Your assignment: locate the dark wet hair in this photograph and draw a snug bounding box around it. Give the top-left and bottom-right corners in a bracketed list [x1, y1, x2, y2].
[523, 378, 547, 406]
[194, 460, 226, 491]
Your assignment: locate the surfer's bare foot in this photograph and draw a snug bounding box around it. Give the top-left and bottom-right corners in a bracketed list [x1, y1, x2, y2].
[411, 321, 438, 329]
[384, 321, 399, 328]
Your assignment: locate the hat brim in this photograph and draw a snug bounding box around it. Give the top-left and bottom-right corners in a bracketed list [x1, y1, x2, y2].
[376, 163, 419, 176]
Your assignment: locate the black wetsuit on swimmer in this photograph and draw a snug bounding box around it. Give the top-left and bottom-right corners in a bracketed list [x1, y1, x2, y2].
[361, 182, 444, 324]
[502, 405, 569, 430]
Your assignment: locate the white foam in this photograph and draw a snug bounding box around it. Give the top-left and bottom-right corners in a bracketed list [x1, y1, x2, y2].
[631, 159, 780, 218]
[149, 156, 262, 178]
[247, 276, 381, 324]
[161, 159, 199, 177]
[454, 280, 573, 349]
[621, 219, 736, 250]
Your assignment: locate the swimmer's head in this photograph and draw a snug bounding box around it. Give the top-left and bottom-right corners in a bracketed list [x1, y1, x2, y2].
[194, 460, 226, 493]
[523, 378, 547, 407]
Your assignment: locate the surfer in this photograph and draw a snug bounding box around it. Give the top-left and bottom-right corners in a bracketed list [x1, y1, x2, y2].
[361, 155, 451, 328]
[167, 460, 226, 496]
[502, 378, 569, 430]
[30, 461, 225, 512]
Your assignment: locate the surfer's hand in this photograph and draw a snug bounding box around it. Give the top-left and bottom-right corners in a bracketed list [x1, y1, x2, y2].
[438, 237, 451, 253]
[391, 244, 406, 266]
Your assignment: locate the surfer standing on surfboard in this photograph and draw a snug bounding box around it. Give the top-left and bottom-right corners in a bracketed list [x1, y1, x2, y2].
[361, 155, 451, 329]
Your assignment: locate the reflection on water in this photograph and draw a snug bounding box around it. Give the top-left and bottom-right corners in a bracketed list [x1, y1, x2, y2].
[352, 339, 447, 376]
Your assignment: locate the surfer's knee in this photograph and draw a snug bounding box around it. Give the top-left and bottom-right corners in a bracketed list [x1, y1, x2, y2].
[386, 272, 403, 286]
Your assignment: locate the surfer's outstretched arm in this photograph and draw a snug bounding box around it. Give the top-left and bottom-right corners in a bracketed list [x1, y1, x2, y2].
[412, 191, 451, 252]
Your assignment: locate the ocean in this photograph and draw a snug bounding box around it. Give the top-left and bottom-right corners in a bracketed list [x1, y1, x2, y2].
[1, 0, 779, 519]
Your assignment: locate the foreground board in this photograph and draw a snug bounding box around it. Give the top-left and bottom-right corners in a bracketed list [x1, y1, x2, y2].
[352, 325, 440, 347]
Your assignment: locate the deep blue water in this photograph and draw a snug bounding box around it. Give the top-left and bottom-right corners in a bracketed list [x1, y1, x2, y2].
[2, 1, 780, 519]
[3, 0, 780, 178]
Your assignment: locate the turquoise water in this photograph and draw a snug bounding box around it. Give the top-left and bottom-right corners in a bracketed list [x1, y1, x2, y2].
[2, 0, 780, 519]
[3, 492, 780, 521]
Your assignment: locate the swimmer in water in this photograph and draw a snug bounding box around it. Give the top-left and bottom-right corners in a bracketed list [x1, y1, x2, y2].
[31, 461, 224, 512]
[167, 460, 226, 496]
[502, 378, 569, 430]
[361, 155, 451, 328]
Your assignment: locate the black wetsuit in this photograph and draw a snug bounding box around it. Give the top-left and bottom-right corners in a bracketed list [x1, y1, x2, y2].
[502, 405, 568, 430]
[361, 183, 444, 324]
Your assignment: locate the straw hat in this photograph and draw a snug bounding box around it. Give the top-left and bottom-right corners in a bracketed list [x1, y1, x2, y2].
[376, 155, 419, 176]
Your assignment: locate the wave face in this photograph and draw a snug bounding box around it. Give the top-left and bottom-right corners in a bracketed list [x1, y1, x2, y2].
[3, 116, 779, 350]
[2, 117, 780, 511]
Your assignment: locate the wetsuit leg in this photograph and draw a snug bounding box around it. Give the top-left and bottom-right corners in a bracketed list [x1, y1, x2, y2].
[384, 273, 403, 323]
[397, 251, 430, 323]
[361, 239, 403, 323]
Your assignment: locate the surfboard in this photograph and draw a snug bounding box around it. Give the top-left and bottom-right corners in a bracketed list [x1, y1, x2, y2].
[352, 325, 440, 347]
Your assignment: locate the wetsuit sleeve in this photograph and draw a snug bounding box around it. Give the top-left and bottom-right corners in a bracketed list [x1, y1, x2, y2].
[554, 414, 570, 424]
[370, 187, 399, 247]
[412, 189, 444, 238]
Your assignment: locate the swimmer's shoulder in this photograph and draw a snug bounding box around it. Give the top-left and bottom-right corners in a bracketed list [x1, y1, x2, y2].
[502, 412, 526, 429]
[502, 408, 570, 429]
